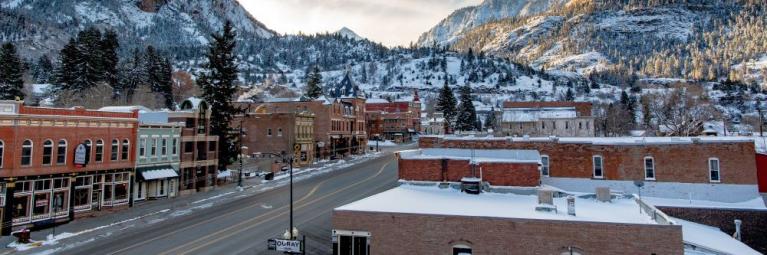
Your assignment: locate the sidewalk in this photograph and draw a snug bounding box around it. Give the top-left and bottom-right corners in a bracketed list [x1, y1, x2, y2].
[1, 151, 392, 254]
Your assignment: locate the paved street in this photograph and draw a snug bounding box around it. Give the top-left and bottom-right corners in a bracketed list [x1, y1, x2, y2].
[5, 146, 406, 255]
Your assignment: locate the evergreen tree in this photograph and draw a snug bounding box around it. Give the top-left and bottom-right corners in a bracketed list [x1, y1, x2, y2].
[33, 55, 54, 83]
[76, 27, 104, 90]
[117, 49, 147, 100]
[455, 85, 478, 131]
[435, 79, 457, 133]
[145, 46, 175, 109]
[101, 29, 120, 86]
[565, 88, 574, 101]
[0, 43, 24, 100]
[484, 107, 497, 130]
[305, 65, 323, 99]
[55, 38, 80, 92]
[199, 20, 240, 168]
[619, 90, 637, 124]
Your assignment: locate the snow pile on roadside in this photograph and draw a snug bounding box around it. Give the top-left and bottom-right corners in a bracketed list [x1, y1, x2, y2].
[270, 152, 384, 182]
[367, 140, 397, 147]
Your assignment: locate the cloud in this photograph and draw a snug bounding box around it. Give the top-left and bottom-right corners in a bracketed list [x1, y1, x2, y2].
[240, 0, 481, 47]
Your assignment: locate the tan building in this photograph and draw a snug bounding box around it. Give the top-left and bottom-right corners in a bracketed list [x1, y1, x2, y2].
[496, 102, 594, 137]
[169, 98, 218, 195]
[239, 107, 315, 167]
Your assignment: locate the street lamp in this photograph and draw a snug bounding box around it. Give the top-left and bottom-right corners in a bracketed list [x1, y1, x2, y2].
[237, 120, 245, 189]
[255, 151, 296, 240]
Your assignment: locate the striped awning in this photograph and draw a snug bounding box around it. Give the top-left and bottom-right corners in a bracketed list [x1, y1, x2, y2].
[141, 169, 178, 180]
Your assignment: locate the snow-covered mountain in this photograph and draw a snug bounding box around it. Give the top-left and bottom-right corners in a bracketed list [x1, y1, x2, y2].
[417, 0, 565, 47]
[0, 0, 275, 59]
[335, 27, 364, 41]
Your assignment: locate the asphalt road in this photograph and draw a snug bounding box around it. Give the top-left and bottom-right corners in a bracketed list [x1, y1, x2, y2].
[60, 153, 399, 255]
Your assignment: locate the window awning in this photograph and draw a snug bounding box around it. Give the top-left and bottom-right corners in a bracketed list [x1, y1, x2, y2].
[141, 169, 178, 180]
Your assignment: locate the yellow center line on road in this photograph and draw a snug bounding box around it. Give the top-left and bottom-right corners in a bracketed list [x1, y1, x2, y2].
[166, 160, 393, 255]
[105, 169, 331, 255]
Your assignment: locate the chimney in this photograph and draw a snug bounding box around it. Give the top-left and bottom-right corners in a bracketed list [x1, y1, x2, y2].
[596, 187, 611, 202]
[734, 219, 742, 241]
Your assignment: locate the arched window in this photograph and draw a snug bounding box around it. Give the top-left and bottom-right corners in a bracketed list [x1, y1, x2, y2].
[0, 140, 4, 168]
[121, 139, 129, 160]
[42, 140, 53, 165]
[111, 139, 119, 161]
[57, 139, 67, 164]
[452, 244, 472, 255]
[21, 140, 33, 166]
[95, 140, 104, 162]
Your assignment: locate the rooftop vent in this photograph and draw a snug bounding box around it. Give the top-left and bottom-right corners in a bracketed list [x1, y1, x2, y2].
[535, 189, 557, 213]
[596, 187, 611, 202]
[460, 177, 482, 195]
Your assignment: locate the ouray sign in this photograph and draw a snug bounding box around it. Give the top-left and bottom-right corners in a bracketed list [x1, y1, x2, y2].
[268, 238, 302, 253]
[74, 143, 90, 167]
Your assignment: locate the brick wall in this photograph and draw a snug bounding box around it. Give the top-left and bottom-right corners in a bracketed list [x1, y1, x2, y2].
[398, 157, 540, 187]
[659, 207, 767, 253]
[333, 210, 683, 255]
[419, 137, 757, 185]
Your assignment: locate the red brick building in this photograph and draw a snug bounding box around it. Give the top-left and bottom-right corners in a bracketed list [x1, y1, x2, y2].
[242, 96, 367, 160]
[333, 185, 685, 255]
[418, 136, 760, 202]
[398, 149, 541, 187]
[0, 101, 138, 235]
[757, 153, 767, 193]
[365, 96, 421, 142]
[237, 107, 316, 167]
[171, 98, 218, 195]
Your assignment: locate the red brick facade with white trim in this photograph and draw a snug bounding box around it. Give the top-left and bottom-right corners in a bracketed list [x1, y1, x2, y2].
[397, 156, 540, 186]
[333, 210, 684, 255]
[419, 136, 757, 185]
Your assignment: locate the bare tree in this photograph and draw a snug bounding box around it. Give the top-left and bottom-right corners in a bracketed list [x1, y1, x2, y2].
[649, 89, 718, 136]
[55, 83, 115, 109]
[595, 103, 633, 137]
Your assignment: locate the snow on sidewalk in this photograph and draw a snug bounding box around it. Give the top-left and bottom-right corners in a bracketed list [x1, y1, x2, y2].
[12, 151, 387, 254]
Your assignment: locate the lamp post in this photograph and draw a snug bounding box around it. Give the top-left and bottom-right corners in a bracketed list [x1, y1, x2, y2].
[256, 151, 296, 240]
[238, 120, 244, 189]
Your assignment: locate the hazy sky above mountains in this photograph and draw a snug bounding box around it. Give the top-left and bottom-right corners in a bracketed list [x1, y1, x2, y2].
[242, 0, 482, 47]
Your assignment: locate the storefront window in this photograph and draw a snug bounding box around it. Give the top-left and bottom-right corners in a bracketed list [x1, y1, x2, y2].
[52, 191, 67, 213]
[115, 183, 128, 200]
[13, 195, 30, 220]
[33, 193, 49, 216]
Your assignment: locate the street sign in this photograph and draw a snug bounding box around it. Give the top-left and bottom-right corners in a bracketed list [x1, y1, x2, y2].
[268, 238, 303, 253]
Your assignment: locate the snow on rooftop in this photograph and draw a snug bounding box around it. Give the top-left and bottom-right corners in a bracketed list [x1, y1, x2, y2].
[336, 185, 656, 225]
[365, 98, 390, 104]
[399, 148, 541, 164]
[675, 217, 760, 255]
[643, 196, 767, 210]
[98, 105, 151, 113]
[502, 107, 577, 122]
[423, 135, 754, 145]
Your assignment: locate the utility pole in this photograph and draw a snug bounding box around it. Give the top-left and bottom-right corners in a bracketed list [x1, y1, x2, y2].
[238, 120, 244, 188]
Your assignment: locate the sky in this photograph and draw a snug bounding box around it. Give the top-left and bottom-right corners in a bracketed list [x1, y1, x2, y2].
[241, 0, 483, 47]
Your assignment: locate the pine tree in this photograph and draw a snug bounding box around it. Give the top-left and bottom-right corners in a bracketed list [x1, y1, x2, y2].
[76, 27, 104, 90]
[101, 29, 120, 86]
[484, 107, 497, 130]
[0, 43, 24, 100]
[144, 46, 175, 109]
[435, 79, 457, 133]
[305, 65, 323, 99]
[199, 20, 240, 168]
[55, 38, 80, 92]
[620, 90, 637, 124]
[34, 55, 54, 83]
[455, 85, 478, 131]
[565, 88, 574, 101]
[117, 49, 147, 100]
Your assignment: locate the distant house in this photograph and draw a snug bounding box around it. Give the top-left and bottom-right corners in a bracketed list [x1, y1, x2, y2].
[496, 101, 595, 137]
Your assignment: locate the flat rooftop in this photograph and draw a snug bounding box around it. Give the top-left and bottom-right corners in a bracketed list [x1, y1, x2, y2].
[398, 149, 541, 164]
[422, 135, 754, 145]
[335, 185, 656, 225]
